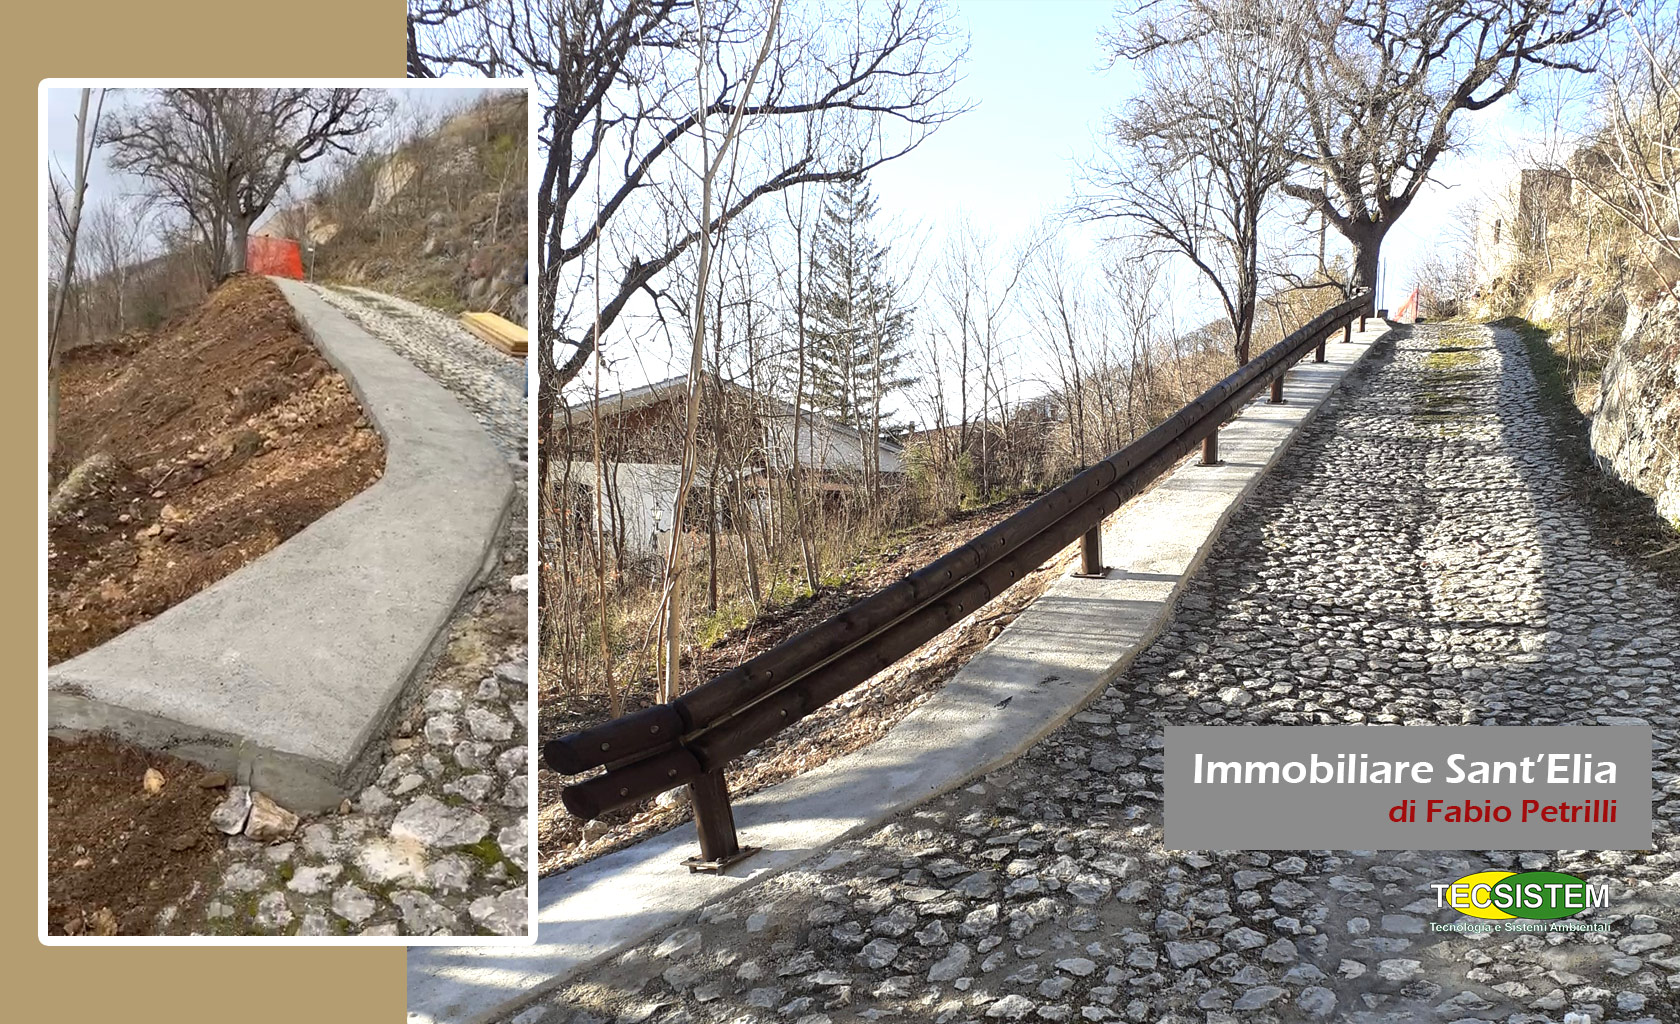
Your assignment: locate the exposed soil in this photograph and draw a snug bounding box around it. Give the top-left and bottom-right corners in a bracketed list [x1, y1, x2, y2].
[47, 274, 385, 665]
[538, 492, 1101, 875]
[45, 735, 228, 936]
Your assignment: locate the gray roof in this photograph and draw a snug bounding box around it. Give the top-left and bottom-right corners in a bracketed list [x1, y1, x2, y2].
[566, 372, 905, 455]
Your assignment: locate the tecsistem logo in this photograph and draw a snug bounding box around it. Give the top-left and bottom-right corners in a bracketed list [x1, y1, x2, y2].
[1434, 870, 1609, 920]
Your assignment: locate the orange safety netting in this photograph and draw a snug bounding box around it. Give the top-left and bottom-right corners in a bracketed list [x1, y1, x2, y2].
[1392, 287, 1419, 324]
[247, 236, 304, 279]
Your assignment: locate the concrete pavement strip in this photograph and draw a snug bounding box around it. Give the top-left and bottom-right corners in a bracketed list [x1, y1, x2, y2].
[49, 277, 515, 813]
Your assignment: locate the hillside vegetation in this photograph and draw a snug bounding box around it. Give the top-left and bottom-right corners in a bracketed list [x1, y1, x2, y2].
[1473, 169, 1680, 530]
[266, 91, 527, 324]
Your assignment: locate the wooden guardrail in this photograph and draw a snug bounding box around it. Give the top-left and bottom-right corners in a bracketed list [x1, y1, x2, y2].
[545, 291, 1374, 871]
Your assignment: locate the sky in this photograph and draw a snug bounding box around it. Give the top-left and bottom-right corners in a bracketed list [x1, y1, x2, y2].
[575, 0, 1568, 411]
[870, 0, 1118, 242]
[44, 85, 503, 236]
[865, 0, 1562, 317]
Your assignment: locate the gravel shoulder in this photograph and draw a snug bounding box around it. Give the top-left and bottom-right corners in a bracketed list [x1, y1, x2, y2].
[519, 323, 1680, 1022]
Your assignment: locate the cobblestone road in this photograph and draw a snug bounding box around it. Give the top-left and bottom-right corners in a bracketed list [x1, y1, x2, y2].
[317, 284, 528, 461]
[186, 285, 530, 937]
[526, 324, 1680, 1021]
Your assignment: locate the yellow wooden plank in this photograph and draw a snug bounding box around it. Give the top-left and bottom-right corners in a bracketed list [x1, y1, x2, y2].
[459, 311, 528, 356]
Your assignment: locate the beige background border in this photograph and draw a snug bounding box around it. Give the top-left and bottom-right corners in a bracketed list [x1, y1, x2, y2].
[15, 2, 404, 1016]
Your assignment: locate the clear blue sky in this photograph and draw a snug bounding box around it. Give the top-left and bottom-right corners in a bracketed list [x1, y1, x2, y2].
[867, 0, 1556, 315]
[871, 0, 1120, 241]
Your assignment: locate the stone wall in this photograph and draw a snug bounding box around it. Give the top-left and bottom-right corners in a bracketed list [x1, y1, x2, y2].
[1590, 297, 1680, 526]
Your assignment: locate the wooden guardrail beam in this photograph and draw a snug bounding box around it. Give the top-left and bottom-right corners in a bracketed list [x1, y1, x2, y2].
[548, 291, 1373, 866]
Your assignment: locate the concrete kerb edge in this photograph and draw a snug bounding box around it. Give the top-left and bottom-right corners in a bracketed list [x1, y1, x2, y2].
[283, 278, 516, 592]
[409, 328, 1386, 1024]
[262, 278, 519, 795]
[47, 276, 515, 811]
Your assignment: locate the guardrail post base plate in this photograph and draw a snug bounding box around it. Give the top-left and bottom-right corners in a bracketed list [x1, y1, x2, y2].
[684, 846, 761, 874]
[683, 767, 759, 873]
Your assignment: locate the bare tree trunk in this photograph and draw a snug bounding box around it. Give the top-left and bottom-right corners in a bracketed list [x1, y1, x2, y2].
[230, 214, 254, 275]
[590, 342, 622, 718]
[789, 196, 819, 591]
[706, 481, 719, 613]
[47, 88, 105, 469]
[659, 0, 783, 702]
[738, 473, 762, 608]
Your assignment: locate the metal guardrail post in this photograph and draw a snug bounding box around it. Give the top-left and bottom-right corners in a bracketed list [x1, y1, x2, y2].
[1201, 429, 1219, 466]
[682, 769, 757, 872]
[1359, 313, 1367, 332]
[1342, 322, 1352, 344]
[1269, 375, 1285, 403]
[1314, 332, 1327, 363]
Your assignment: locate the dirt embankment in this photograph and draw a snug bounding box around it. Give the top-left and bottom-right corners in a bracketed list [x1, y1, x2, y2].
[46, 736, 228, 936]
[47, 273, 385, 665]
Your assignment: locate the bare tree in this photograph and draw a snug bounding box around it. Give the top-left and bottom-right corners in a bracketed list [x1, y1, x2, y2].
[1082, 0, 1302, 365]
[47, 88, 106, 466]
[656, 0, 785, 701]
[1102, 243, 1174, 440]
[1571, 0, 1680, 288]
[768, 175, 824, 589]
[409, 0, 969, 591]
[926, 217, 1038, 498]
[101, 88, 379, 278]
[1024, 238, 1096, 466]
[83, 197, 150, 336]
[1280, 0, 1618, 293]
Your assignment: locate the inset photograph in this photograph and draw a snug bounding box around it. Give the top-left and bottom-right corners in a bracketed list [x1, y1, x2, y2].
[41, 80, 532, 940]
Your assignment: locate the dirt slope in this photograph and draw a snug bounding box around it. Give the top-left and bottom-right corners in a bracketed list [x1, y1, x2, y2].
[47, 273, 384, 664]
[46, 736, 227, 936]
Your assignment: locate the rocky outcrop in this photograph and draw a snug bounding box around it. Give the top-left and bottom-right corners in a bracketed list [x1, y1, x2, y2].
[258, 92, 527, 326]
[1590, 296, 1680, 526]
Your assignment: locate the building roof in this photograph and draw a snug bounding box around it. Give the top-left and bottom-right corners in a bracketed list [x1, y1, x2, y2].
[565, 372, 905, 455]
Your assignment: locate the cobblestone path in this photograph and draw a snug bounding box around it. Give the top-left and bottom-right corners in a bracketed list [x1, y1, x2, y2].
[186, 285, 530, 937]
[317, 284, 528, 461]
[526, 324, 1680, 1021]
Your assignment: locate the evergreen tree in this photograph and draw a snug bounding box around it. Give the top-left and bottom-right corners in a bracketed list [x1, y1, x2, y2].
[803, 168, 914, 488]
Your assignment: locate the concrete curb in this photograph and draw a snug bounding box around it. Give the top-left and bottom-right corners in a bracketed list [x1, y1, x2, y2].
[406, 325, 1388, 1023]
[49, 277, 515, 813]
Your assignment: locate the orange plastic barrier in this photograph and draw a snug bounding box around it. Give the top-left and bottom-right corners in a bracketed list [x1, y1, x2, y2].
[1393, 287, 1419, 324]
[247, 236, 304, 279]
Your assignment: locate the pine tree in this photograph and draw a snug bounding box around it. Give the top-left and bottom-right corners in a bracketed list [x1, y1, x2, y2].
[803, 168, 914, 491]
